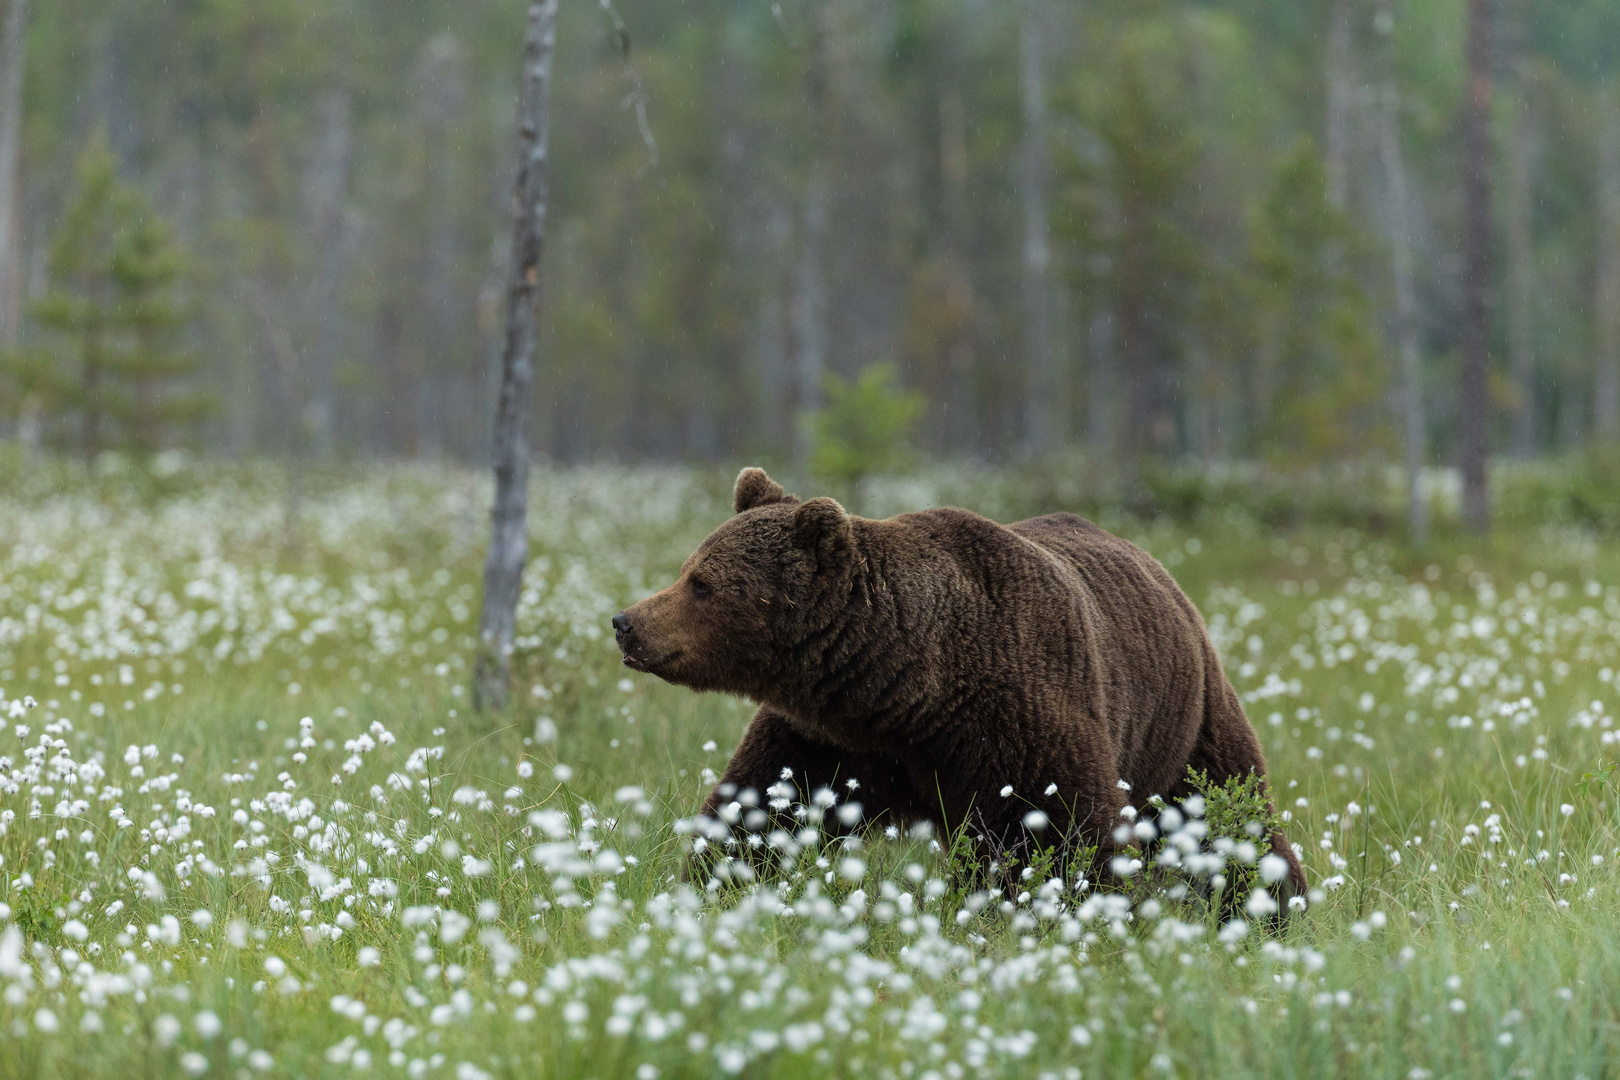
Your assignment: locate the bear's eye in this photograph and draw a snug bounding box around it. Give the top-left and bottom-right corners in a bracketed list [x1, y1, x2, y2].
[690, 578, 712, 600]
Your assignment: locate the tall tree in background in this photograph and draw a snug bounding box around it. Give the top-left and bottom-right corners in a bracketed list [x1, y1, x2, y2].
[793, 0, 831, 464]
[1595, 83, 1620, 441]
[33, 133, 199, 456]
[1323, 0, 1356, 210]
[1458, 0, 1493, 532]
[1505, 59, 1537, 456]
[0, 0, 26, 352]
[1249, 140, 1383, 460]
[1020, 0, 1056, 454]
[1095, 45, 1197, 456]
[301, 87, 353, 456]
[475, 0, 558, 713]
[1374, 1, 1427, 542]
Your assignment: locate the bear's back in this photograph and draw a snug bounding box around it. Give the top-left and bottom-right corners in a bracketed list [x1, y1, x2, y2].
[1005, 511, 1215, 784]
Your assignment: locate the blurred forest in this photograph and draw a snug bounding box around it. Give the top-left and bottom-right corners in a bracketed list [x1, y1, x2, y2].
[0, 0, 1618, 471]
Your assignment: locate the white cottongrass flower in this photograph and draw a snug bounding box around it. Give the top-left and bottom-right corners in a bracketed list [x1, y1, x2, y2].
[154, 1014, 183, 1047]
[1023, 809, 1050, 831]
[1045, 783, 1059, 795]
[1258, 853, 1289, 884]
[34, 1008, 59, 1033]
[195, 1011, 222, 1038]
[180, 1053, 209, 1077]
[1000, 785, 1014, 798]
[1561, 803, 1576, 817]
[1070, 1025, 1093, 1046]
[1245, 888, 1278, 918]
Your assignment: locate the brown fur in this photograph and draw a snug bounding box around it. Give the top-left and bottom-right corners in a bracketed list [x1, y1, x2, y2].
[614, 467, 1306, 896]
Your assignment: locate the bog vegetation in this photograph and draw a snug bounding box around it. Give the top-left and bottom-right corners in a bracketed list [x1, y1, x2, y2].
[3, 456, 1620, 1078]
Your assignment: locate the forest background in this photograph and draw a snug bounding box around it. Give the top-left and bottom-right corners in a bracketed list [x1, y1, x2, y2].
[0, 0, 1617, 492]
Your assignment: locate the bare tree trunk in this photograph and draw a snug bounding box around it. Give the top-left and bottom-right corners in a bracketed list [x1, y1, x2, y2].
[939, 89, 977, 455]
[1325, 0, 1354, 210]
[1459, 0, 1493, 532]
[302, 88, 352, 456]
[1375, 4, 1428, 544]
[1506, 66, 1537, 456]
[793, 1, 831, 465]
[1020, 0, 1056, 456]
[474, 0, 557, 713]
[1086, 310, 1114, 456]
[1595, 83, 1620, 441]
[0, 0, 24, 355]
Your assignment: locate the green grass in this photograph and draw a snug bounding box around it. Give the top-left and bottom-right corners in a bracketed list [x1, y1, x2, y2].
[2, 457, 1620, 1079]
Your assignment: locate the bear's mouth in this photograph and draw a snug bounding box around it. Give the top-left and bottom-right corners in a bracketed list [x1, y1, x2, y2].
[623, 648, 680, 674]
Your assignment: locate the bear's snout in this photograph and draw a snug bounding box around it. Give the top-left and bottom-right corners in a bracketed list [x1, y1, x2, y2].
[611, 611, 637, 661]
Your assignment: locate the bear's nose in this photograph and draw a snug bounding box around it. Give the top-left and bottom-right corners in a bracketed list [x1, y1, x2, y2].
[611, 613, 632, 638]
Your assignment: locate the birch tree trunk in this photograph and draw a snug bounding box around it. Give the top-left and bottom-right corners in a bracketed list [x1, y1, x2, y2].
[1594, 83, 1620, 441]
[474, 0, 557, 713]
[1019, 0, 1056, 456]
[1324, 0, 1355, 210]
[1374, 4, 1428, 544]
[1458, 0, 1493, 532]
[303, 88, 352, 456]
[1506, 67, 1537, 456]
[793, 1, 830, 466]
[0, 0, 28, 352]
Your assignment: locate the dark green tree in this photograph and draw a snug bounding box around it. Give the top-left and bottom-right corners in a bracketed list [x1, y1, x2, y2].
[1248, 139, 1386, 461]
[32, 132, 200, 455]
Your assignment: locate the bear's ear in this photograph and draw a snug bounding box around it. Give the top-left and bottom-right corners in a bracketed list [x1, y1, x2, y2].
[733, 467, 795, 514]
[791, 497, 852, 564]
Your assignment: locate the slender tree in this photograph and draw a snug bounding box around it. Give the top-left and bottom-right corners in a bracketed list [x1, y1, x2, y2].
[1374, 2, 1427, 543]
[1505, 61, 1537, 456]
[0, 0, 27, 352]
[1595, 83, 1620, 441]
[302, 87, 352, 456]
[793, 0, 831, 465]
[1324, 0, 1355, 211]
[474, 0, 558, 713]
[1020, 0, 1056, 455]
[1459, 0, 1493, 532]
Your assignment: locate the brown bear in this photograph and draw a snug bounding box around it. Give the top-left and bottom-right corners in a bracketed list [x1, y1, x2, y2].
[612, 467, 1305, 898]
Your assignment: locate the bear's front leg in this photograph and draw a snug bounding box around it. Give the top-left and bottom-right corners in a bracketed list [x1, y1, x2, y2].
[701, 706, 923, 830]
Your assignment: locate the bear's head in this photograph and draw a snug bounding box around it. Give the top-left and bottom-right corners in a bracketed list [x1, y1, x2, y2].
[611, 467, 853, 696]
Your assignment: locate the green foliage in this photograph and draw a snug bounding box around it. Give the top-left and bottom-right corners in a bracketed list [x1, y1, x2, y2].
[26, 131, 202, 455]
[1247, 139, 1388, 461]
[803, 363, 926, 490]
[1185, 766, 1280, 843]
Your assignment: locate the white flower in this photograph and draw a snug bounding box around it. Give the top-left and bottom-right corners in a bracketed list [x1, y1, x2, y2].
[999, 785, 1014, 798]
[34, 1008, 59, 1033]
[1561, 803, 1575, 817]
[1258, 853, 1289, 884]
[1070, 1025, 1093, 1047]
[154, 1014, 183, 1047]
[1245, 888, 1278, 918]
[1044, 783, 1059, 796]
[1022, 810, 1050, 832]
[1116, 779, 1132, 791]
[180, 1053, 209, 1077]
[195, 1011, 222, 1038]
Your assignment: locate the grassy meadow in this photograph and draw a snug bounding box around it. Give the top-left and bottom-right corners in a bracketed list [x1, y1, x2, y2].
[2, 454, 1620, 1079]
